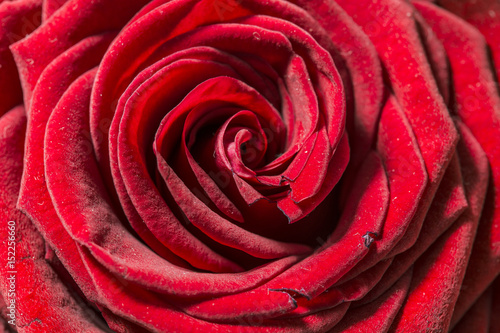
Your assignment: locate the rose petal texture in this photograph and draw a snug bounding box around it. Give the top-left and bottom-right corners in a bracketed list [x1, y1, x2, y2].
[0, 0, 499, 332]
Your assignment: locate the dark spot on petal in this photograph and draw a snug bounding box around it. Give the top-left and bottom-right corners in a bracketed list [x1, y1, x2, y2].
[362, 231, 379, 248]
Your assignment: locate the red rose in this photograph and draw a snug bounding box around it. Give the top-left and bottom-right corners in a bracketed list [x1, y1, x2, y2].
[1, 0, 500, 331]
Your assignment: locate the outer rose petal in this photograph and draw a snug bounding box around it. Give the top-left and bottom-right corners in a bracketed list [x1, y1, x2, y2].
[336, 0, 459, 256]
[359, 152, 467, 304]
[414, 0, 500, 326]
[2, 0, 500, 331]
[450, 288, 492, 333]
[389, 121, 489, 332]
[41, 0, 69, 21]
[10, 0, 150, 105]
[330, 269, 413, 333]
[0, 0, 42, 116]
[0, 107, 107, 332]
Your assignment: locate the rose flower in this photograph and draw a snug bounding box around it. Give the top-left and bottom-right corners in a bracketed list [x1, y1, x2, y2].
[1, 0, 499, 332]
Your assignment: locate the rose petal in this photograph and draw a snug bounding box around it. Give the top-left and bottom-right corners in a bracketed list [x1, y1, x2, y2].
[0, 0, 41, 116]
[41, 0, 68, 21]
[10, 0, 149, 105]
[280, 258, 393, 318]
[389, 120, 489, 332]
[341, 95, 427, 281]
[450, 287, 492, 333]
[414, 1, 500, 324]
[337, 0, 459, 255]
[330, 268, 413, 333]
[268, 151, 389, 299]
[0, 106, 107, 332]
[359, 150, 469, 304]
[266, 0, 385, 166]
[15, 35, 114, 305]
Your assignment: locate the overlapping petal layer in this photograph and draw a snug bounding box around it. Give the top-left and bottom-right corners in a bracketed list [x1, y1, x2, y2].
[0, 0, 499, 332]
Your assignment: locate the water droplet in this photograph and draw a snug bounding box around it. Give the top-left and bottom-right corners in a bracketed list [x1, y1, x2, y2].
[253, 32, 261, 41]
